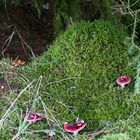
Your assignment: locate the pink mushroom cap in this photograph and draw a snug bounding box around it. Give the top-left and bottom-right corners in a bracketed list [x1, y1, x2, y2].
[24, 113, 44, 123]
[64, 121, 86, 133]
[116, 75, 131, 87]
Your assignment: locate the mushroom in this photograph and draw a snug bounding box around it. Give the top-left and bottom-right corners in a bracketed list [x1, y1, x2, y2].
[116, 75, 131, 88]
[24, 113, 44, 123]
[64, 119, 86, 136]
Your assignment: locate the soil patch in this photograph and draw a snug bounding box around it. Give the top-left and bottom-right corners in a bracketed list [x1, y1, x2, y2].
[0, 0, 54, 61]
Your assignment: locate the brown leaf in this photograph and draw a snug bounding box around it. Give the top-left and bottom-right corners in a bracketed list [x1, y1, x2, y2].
[11, 59, 26, 66]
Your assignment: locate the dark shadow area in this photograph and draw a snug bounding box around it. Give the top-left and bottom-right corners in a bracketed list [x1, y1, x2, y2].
[0, 0, 54, 61]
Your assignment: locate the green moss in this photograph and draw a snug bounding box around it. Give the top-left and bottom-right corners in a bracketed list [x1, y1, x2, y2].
[0, 20, 136, 139]
[0, 128, 11, 140]
[20, 20, 135, 130]
[99, 133, 132, 140]
[1, 0, 140, 137]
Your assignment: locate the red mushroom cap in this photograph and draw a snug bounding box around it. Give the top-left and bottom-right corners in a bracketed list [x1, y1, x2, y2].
[24, 113, 44, 123]
[64, 122, 86, 133]
[116, 75, 131, 87]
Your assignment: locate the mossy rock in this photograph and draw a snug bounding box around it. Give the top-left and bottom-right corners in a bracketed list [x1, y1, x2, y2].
[20, 20, 135, 131]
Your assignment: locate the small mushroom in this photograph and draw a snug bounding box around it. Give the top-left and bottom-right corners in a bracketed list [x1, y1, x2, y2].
[116, 75, 131, 88]
[24, 113, 44, 123]
[64, 119, 86, 136]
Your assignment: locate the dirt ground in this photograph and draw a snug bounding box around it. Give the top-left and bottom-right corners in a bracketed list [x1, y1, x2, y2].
[0, 0, 54, 61]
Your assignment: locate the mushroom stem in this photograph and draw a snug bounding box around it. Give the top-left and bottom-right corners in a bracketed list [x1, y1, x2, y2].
[73, 131, 78, 137]
[121, 84, 125, 88]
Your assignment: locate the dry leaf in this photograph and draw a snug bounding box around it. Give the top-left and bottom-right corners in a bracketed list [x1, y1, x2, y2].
[11, 59, 26, 66]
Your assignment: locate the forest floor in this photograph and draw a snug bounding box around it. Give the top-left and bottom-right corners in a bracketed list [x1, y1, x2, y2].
[0, 1, 54, 61]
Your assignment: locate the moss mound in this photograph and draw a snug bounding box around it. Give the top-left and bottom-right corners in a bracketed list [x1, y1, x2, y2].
[21, 20, 135, 131]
